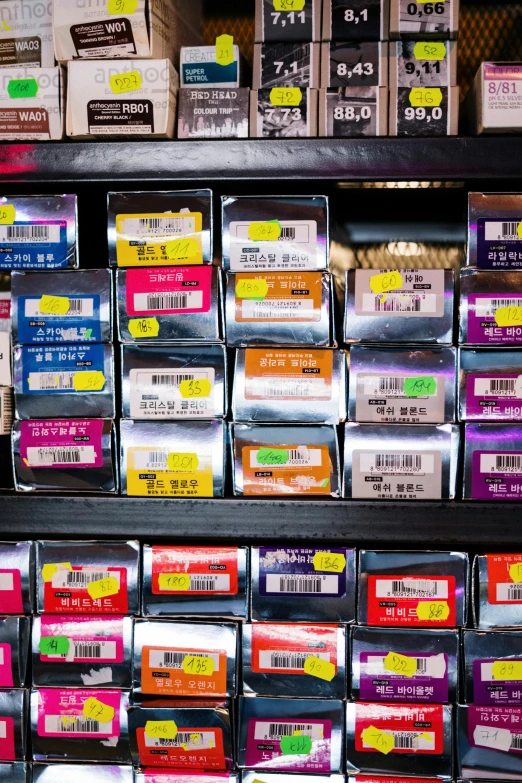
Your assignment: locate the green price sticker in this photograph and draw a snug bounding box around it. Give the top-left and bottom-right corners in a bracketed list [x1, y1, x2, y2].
[280, 734, 312, 755]
[403, 376, 437, 397]
[39, 636, 70, 655]
[8, 78, 38, 99]
[257, 447, 289, 465]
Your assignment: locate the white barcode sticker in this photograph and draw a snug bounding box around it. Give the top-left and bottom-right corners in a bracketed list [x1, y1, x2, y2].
[0, 224, 60, 244]
[497, 583, 522, 602]
[248, 376, 328, 400]
[148, 649, 220, 670]
[473, 724, 512, 753]
[361, 293, 438, 314]
[158, 574, 230, 592]
[24, 298, 94, 318]
[26, 445, 96, 466]
[481, 661, 522, 681]
[485, 222, 522, 242]
[0, 573, 13, 591]
[364, 653, 446, 679]
[44, 715, 111, 734]
[121, 216, 196, 238]
[132, 450, 207, 471]
[375, 578, 448, 599]
[28, 371, 76, 391]
[475, 298, 522, 318]
[229, 220, 318, 271]
[480, 453, 522, 473]
[363, 731, 434, 751]
[51, 568, 121, 590]
[258, 650, 330, 671]
[254, 721, 323, 741]
[241, 299, 314, 320]
[474, 377, 522, 398]
[361, 375, 437, 398]
[133, 290, 203, 312]
[144, 730, 215, 749]
[265, 573, 339, 594]
[250, 447, 322, 469]
[359, 452, 434, 475]
[46, 640, 117, 662]
[129, 368, 215, 419]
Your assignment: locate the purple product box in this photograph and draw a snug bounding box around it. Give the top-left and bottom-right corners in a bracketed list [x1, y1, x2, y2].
[468, 192, 522, 270]
[464, 628, 522, 705]
[460, 268, 522, 346]
[459, 348, 522, 421]
[458, 704, 522, 778]
[464, 422, 522, 501]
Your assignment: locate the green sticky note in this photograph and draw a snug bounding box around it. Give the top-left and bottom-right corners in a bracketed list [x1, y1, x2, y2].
[257, 447, 289, 465]
[39, 636, 70, 655]
[403, 376, 436, 397]
[280, 734, 312, 755]
[8, 78, 38, 99]
[84, 329, 92, 339]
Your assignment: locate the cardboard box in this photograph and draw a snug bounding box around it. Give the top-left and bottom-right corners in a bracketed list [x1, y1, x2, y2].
[390, 40, 457, 90]
[319, 87, 388, 136]
[458, 348, 522, 421]
[473, 552, 522, 630]
[0, 66, 63, 139]
[321, 42, 388, 88]
[180, 44, 247, 88]
[67, 59, 177, 139]
[250, 87, 317, 137]
[0, 541, 34, 614]
[255, 0, 321, 43]
[463, 422, 522, 502]
[467, 62, 522, 135]
[322, 0, 390, 41]
[389, 84, 459, 135]
[178, 87, 249, 139]
[0, 0, 54, 68]
[389, 0, 459, 40]
[467, 191, 522, 269]
[459, 269, 522, 346]
[253, 42, 320, 88]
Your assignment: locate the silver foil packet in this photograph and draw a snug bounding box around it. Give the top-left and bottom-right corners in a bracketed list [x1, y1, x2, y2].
[117, 266, 224, 343]
[221, 195, 328, 273]
[463, 422, 522, 501]
[31, 688, 131, 762]
[242, 775, 344, 783]
[14, 343, 115, 419]
[457, 703, 522, 779]
[463, 628, 522, 706]
[458, 348, 522, 421]
[120, 419, 226, 498]
[13, 419, 117, 493]
[467, 191, 522, 270]
[251, 546, 356, 623]
[242, 622, 346, 698]
[36, 540, 140, 616]
[0, 689, 28, 760]
[343, 423, 460, 500]
[142, 544, 249, 620]
[351, 625, 459, 703]
[0, 764, 29, 783]
[233, 348, 346, 423]
[459, 268, 522, 346]
[33, 764, 134, 783]
[348, 345, 456, 424]
[0, 541, 34, 615]
[344, 268, 454, 344]
[121, 343, 227, 420]
[128, 698, 233, 771]
[358, 549, 469, 627]
[108, 190, 212, 268]
[0, 616, 30, 688]
[346, 701, 453, 777]
[238, 695, 344, 773]
[133, 619, 238, 697]
[226, 271, 333, 347]
[473, 553, 522, 629]
[32, 614, 133, 689]
[232, 423, 340, 497]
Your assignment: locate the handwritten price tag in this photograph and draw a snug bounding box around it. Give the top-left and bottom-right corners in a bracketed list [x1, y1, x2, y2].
[0, 204, 15, 224]
[403, 376, 437, 397]
[409, 87, 443, 107]
[110, 70, 142, 95]
[158, 573, 191, 591]
[235, 278, 269, 300]
[274, 0, 306, 8]
[270, 87, 302, 106]
[509, 562, 522, 583]
[87, 576, 120, 600]
[303, 655, 336, 681]
[179, 379, 211, 398]
[280, 734, 312, 755]
[128, 317, 159, 338]
[312, 552, 346, 573]
[413, 42, 446, 61]
[492, 660, 522, 681]
[165, 237, 200, 262]
[370, 271, 403, 294]
[257, 447, 289, 465]
[167, 452, 199, 472]
[73, 371, 106, 392]
[42, 563, 71, 583]
[248, 220, 282, 241]
[383, 651, 417, 678]
[39, 295, 70, 315]
[362, 725, 394, 755]
[416, 600, 450, 621]
[182, 654, 215, 676]
[82, 697, 114, 724]
[145, 720, 178, 739]
[216, 34, 234, 67]
[8, 78, 38, 99]
[495, 306, 522, 327]
[107, 0, 138, 14]
[39, 636, 70, 655]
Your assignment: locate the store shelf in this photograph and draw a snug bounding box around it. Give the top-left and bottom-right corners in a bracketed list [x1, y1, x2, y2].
[0, 495, 517, 544]
[2, 137, 522, 183]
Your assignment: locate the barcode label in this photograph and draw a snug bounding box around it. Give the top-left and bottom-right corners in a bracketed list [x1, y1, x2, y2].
[230, 220, 318, 271]
[51, 568, 120, 590]
[28, 371, 76, 391]
[251, 377, 327, 399]
[133, 451, 169, 469]
[0, 224, 60, 244]
[481, 660, 522, 682]
[360, 452, 434, 475]
[475, 298, 522, 318]
[361, 293, 437, 314]
[375, 578, 448, 599]
[148, 649, 220, 670]
[26, 446, 96, 466]
[474, 377, 521, 398]
[144, 730, 215, 749]
[130, 368, 215, 419]
[45, 641, 117, 661]
[133, 370, 209, 390]
[254, 721, 322, 741]
[363, 731, 434, 751]
[480, 453, 522, 474]
[0, 574, 13, 591]
[234, 221, 312, 245]
[133, 290, 203, 312]
[362, 375, 437, 398]
[158, 574, 230, 592]
[485, 221, 522, 241]
[24, 298, 94, 318]
[44, 715, 111, 734]
[265, 574, 339, 594]
[497, 583, 522, 602]
[364, 653, 446, 679]
[241, 299, 315, 319]
[251, 447, 322, 469]
[122, 216, 196, 238]
[258, 650, 330, 671]
[511, 734, 522, 750]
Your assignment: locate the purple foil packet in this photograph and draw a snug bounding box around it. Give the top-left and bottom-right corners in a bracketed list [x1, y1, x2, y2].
[464, 422, 522, 500]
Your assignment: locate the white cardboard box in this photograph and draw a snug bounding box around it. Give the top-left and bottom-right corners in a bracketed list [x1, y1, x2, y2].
[0, 65, 63, 139]
[467, 62, 522, 135]
[0, 0, 54, 68]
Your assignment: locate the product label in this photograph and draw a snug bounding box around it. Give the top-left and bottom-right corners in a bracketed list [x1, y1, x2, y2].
[245, 718, 332, 771]
[359, 651, 448, 703]
[258, 547, 347, 598]
[328, 42, 380, 88]
[234, 272, 322, 322]
[87, 99, 154, 135]
[71, 19, 136, 58]
[242, 444, 331, 495]
[465, 372, 522, 419]
[0, 570, 23, 614]
[483, 64, 522, 133]
[42, 564, 128, 614]
[331, 0, 382, 40]
[355, 703, 444, 755]
[0, 36, 42, 67]
[18, 294, 101, 344]
[397, 42, 448, 88]
[251, 623, 338, 676]
[129, 367, 215, 419]
[136, 725, 226, 769]
[473, 658, 522, 705]
[0, 107, 51, 140]
[0, 716, 15, 760]
[396, 86, 448, 137]
[367, 574, 456, 627]
[141, 645, 227, 696]
[229, 219, 319, 271]
[263, 0, 313, 41]
[39, 615, 125, 669]
[398, 0, 452, 32]
[0, 644, 12, 688]
[116, 213, 203, 267]
[22, 344, 106, 394]
[326, 89, 380, 138]
[182, 57, 238, 87]
[352, 449, 442, 500]
[37, 688, 121, 738]
[466, 294, 522, 345]
[125, 267, 211, 316]
[260, 42, 312, 88]
[19, 418, 104, 469]
[0, 220, 68, 270]
[355, 269, 445, 317]
[151, 546, 239, 596]
[476, 218, 522, 269]
[468, 704, 522, 754]
[355, 373, 444, 423]
[487, 554, 522, 604]
[245, 348, 333, 401]
[126, 447, 214, 497]
[472, 450, 522, 500]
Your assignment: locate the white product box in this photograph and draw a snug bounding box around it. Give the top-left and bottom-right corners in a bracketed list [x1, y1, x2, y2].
[0, 66, 63, 139]
[0, 0, 54, 68]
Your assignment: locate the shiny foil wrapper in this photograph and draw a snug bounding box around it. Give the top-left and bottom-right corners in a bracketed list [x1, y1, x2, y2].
[32, 614, 133, 688]
[137, 772, 239, 782]
[459, 348, 522, 421]
[463, 422, 522, 501]
[0, 541, 35, 614]
[0, 764, 30, 783]
[473, 553, 522, 629]
[33, 764, 134, 782]
[36, 540, 140, 615]
[242, 622, 347, 698]
[348, 345, 457, 424]
[232, 348, 346, 424]
[457, 703, 522, 779]
[142, 544, 249, 619]
[242, 775, 345, 783]
[121, 343, 227, 420]
[0, 689, 29, 760]
[463, 628, 522, 704]
[343, 423, 460, 500]
[251, 546, 356, 623]
[350, 625, 459, 703]
[0, 616, 30, 687]
[133, 619, 238, 697]
[467, 191, 522, 269]
[459, 268, 522, 345]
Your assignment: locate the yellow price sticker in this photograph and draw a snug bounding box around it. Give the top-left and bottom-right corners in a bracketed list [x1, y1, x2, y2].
[303, 655, 336, 682]
[361, 725, 394, 755]
[274, 0, 306, 8]
[165, 237, 200, 262]
[248, 220, 282, 242]
[270, 87, 302, 106]
[179, 378, 211, 398]
[413, 42, 446, 61]
[73, 371, 106, 392]
[369, 271, 403, 295]
[236, 278, 269, 300]
[216, 34, 234, 67]
[158, 572, 191, 591]
[492, 659, 522, 680]
[39, 295, 70, 315]
[509, 562, 522, 583]
[107, 0, 138, 14]
[42, 563, 71, 583]
[409, 87, 443, 107]
[416, 600, 450, 622]
[312, 552, 346, 573]
[128, 317, 159, 339]
[110, 70, 142, 95]
[495, 307, 522, 327]
[383, 651, 417, 678]
[87, 576, 120, 600]
[0, 204, 15, 224]
[145, 720, 178, 740]
[167, 452, 199, 473]
[182, 654, 215, 676]
[82, 697, 114, 724]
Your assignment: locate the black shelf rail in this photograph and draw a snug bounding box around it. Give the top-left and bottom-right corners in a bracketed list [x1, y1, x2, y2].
[2, 137, 522, 182]
[0, 496, 519, 544]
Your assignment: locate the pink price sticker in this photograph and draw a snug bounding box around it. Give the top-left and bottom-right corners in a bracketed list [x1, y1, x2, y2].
[125, 266, 212, 316]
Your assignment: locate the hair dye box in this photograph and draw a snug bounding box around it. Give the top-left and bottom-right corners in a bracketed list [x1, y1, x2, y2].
[33, 765, 134, 783]
[458, 348, 522, 421]
[0, 65, 63, 139]
[389, 84, 459, 136]
[0, 616, 30, 687]
[457, 703, 522, 779]
[321, 42, 388, 89]
[253, 43, 320, 89]
[243, 775, 344, 783]
[0, 388, 13, 436]
[178, 88, 249, 139]
[322, 0, 390, 41]
[136, 773, 238, 783]
[319, 87, 388, 137]
[463, 422, 522, 501]
[468, 192, 522, 270]
[0, 764, 29, 783]
[473, 553, 522, 630]
[67, 59, 178, 139]
[255, 0, 322, 43]
[250, 87, 317, 137]
[460, 269, 522, 346]
[180, 45, 247, 89]
[0, 541, 34, 615]
[468, 62, 522, 135]
[142, 544, 249, 620]
[463, 628, 522, 706]
[0, 689, 28, 761]
[389, 0, 459, 40]
[390, 41, 457, 90]
[0, 0, 54, 69]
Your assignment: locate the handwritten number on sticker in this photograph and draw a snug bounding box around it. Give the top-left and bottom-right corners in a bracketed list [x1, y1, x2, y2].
[312, 552, 346, 573]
